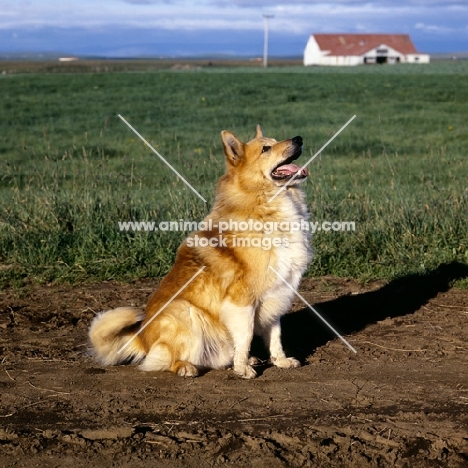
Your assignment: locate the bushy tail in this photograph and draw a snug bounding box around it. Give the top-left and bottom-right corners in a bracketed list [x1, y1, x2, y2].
[89, 307, 146, 366]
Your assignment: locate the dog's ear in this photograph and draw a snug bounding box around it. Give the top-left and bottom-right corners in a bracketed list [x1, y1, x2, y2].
[255, 125, 263, 139]
[221, 131, 244, 165]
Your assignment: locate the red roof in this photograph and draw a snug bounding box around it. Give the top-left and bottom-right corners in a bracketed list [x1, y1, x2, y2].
[313, 34, 418, 56]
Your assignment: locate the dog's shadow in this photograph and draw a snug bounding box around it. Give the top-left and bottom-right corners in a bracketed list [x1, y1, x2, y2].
[251, 261, 468, 366]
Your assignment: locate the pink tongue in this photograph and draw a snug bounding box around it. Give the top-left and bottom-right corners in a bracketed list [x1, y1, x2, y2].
[276, 163, 308, 176]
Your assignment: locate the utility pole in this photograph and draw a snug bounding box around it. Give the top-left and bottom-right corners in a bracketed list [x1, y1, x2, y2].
[263, 14, 274, 68]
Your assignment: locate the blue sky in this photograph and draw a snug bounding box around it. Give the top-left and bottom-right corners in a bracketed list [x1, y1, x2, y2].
[0, 0, 467, 58]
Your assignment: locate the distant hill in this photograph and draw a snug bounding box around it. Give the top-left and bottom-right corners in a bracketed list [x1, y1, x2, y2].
[431, 51, 468, 60]
[0, 52, 66, 61]
[0, 50, 466, 62]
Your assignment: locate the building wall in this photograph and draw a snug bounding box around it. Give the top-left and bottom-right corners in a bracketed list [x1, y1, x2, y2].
[303, 37, 362, 66]
[303, 36, 323, 66]
[363, 44, 404, 64]
[406, 54, 430, 63]
[321, 55, 362, 66]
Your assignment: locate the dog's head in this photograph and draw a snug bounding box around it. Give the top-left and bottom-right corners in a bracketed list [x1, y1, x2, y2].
[221, 125, 308, 189]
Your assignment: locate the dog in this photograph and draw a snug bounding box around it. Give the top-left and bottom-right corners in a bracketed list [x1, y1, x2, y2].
[89, 125, 311, 379]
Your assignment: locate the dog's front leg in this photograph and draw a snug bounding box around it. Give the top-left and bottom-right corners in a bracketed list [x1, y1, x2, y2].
[221, 301, 256, 379]
[263, 318, 300, 369]
[256, 293, 301, 368]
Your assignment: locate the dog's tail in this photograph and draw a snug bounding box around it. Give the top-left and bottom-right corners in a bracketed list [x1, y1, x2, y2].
[89, 307, 146, 366]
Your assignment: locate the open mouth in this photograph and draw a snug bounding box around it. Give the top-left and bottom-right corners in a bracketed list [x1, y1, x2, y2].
[270, 149, 308, 181]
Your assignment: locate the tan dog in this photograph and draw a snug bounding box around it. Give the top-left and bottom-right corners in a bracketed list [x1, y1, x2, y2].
[89, 126, 311, 379]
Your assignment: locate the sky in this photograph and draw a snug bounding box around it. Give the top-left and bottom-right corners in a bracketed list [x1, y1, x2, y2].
[0, 0, 467, 58]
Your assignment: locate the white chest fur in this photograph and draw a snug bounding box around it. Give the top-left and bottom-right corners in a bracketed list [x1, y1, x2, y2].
[271, 190, 312, 287]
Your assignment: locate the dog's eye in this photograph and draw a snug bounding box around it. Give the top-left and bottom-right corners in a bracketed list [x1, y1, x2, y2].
[261, 146, 271, 153]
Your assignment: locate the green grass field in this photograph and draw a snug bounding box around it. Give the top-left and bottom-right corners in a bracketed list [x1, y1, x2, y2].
[0, 62, 467, 287]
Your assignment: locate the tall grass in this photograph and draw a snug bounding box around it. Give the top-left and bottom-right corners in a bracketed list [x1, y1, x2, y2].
[0, 63, 467, 286]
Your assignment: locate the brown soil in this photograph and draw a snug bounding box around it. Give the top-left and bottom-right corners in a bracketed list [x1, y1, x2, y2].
[1, 262, 468, 468]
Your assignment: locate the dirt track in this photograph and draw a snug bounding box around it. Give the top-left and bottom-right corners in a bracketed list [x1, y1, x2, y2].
[1, 262, 468, 467]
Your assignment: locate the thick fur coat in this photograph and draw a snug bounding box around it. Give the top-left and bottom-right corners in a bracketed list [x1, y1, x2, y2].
[89, 126, 311, 378]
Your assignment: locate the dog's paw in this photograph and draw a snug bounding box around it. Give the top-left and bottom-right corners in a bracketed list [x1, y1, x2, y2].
[233, 364, 257, 379]
[248, 356, 261, 366]
[272, 357, 301, 369]
[175, 362, 199, 377]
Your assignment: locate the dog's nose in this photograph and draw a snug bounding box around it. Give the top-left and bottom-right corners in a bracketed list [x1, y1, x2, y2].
[292, 136, 303, 146]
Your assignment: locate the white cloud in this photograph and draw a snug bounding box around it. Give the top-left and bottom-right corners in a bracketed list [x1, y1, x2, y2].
[210, 0, 467, 7]
[0, 0, 466, 55]
[0, 0, 466, 34]
[414, 22, 466, 34]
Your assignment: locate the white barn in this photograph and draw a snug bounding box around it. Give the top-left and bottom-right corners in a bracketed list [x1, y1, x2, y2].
[304, 34, 430, 66]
